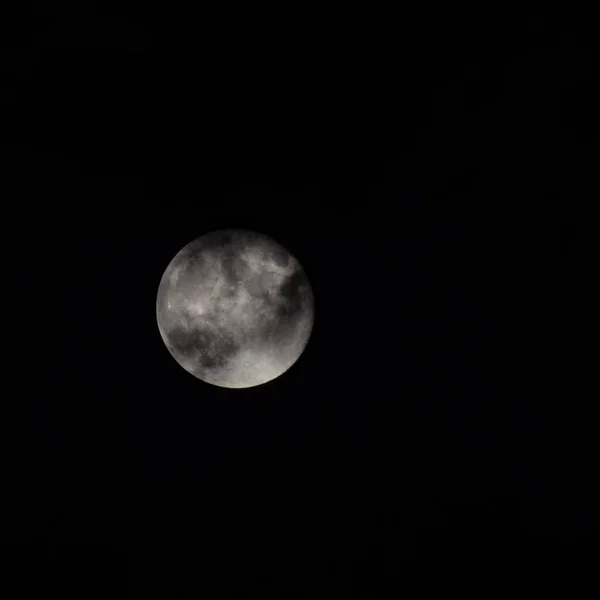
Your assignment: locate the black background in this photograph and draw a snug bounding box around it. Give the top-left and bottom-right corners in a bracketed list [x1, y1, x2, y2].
[3, 4, 596, 598]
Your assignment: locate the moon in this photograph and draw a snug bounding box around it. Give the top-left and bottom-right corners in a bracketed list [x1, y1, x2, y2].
[156, 229, 314, 388]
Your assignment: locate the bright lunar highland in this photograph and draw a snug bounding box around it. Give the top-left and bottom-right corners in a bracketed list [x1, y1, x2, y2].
[156, 229, 314, 388]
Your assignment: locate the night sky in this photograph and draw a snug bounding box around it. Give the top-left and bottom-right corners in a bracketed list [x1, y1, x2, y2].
[4, 5, 595, 598]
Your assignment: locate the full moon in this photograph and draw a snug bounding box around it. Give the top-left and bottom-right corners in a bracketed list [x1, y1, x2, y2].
[156, 229, 314, 388]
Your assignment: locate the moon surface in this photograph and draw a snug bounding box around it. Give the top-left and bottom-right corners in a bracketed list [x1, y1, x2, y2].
[156, 229, 314, 388]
